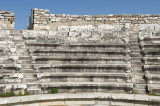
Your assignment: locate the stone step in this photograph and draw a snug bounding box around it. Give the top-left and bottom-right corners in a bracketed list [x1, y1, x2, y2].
[19, 56, 31, 60]
[33, 56, 128, 60]
[34, 64, 128, 69]
[18, 52, 29, 55]
[34, 73, 132, 83]
[29, 47, 127, 53]
[10, 34, 22, 37]
[16, 45, 26, 49]
[144, 65, 160, 72]
[32, 52, 128, 58]
[23, 73, 36, 78]
[34, 73, 132, 76]
[0, 82, 133, 94]
[13, 36, 23, 40]
[145, 74, 160, 84]
[130, 46, 140, 49]
[31, 49, 128, 53]
[129, 39, 138, 43]
[132, 68, 143, 71]
[132, 69, 144, 74]
[129, 37, 138, 40]
[36, 60, 126, 65]
[21, 67, 34, 70]
[27, 41, 126, 45]
[140, 43, 160, 46]
[14, 41, 25, 45]
[133, 74, 144, 79]
[34, 56, 128, 64]
[21, 69, 35, 73]
[130, 51, 141, 54]
[142, 37, 160, 41]
[25, 82, 133, 94]
[10, 30, 22, 35]
[131, 61, 144, 66]
[33, 64, 130, 69]
[27, 42, 126, 47]
[37, 78, 131, 83]
[130, 53, 142, 57]
[131, 57, 142, 61]
[131, 50, 141, 54]
[129, 35, 138, 38]
[35, 67, 128, 74]
[131, 65, 143, 68]
[16, 44, 25, 46]
[13, 40, 24, 44]
[19, 60, 32, 64]
[27, 87, 41, 95]
[40, 82, 133, 93]
[23, 78, 37, 83]
[133, 88, 146, 94]
[133, 84, 146, 89]
[25, 82, 133, 86]
[134, 79, 146, 84]
[33, 53, 127, 57]
[130, 43, 139, 47]
[147, 84, 160, 95]
[17, 49, 28, 52]
[129, 40, 138, 43]
[130, 42, 138, 44]
[143, 59, 160, 65]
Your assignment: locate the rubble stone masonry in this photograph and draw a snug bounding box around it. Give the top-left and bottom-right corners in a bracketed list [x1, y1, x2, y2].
[0, 10, 15, 30]
[30, 8, 160, 31]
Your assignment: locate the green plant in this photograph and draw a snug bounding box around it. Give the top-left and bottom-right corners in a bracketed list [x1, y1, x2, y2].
[6, 92, 15, 97]
[17, 91, 23, 96]
[24, 91, 30, 95]
[50, 88, 58, 94]
[52, 40, 56, 44]
[0, 92, 15, 97]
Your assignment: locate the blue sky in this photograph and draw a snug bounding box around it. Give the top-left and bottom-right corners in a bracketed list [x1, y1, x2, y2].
[0, 0, 160, 30]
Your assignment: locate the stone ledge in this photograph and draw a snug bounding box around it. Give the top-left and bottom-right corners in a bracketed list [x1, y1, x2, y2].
[0, 93, 160, 105]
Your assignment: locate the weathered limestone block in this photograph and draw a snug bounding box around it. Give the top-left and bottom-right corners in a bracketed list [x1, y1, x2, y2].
[81, 32, 92, 38]
[70, 26, 88, 32]
[69, 32, 80, 37]
[33, 25, 50, 30]
[58, 26, 69, 32]
[98, 24, 115, 32]
[0, 30, 10, 36]
[139, 24, 160, 32]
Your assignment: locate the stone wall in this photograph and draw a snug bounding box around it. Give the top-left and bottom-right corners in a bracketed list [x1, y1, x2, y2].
[29, 8, 160, 31]
[0, 10, 15, 30]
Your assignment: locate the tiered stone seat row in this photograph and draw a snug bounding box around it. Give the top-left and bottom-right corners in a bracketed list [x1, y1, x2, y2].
[140, 35, 160, 95]
[22, 35, 133, 94]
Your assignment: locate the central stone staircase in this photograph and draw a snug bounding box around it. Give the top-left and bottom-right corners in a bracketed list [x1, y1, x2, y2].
[129, 33, 146, 94]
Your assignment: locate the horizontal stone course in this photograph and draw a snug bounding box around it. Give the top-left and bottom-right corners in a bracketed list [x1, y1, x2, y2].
[0, 93, 160, 105]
